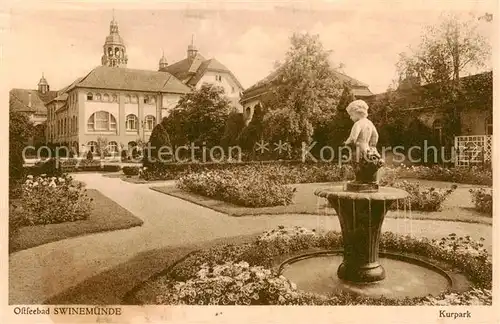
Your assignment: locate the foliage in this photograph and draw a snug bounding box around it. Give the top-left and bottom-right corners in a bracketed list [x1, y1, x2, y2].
[96, 137, 108, 158]
[10, 174, 93, 231]
[9, 111, 34, 179]
[144, 228, 491, 305]
[177, 169, 296, 207]
[221, 112, 245, 149]
[390, 180, 456, 212]
[396, 13, 491, 136]
[237, 104, 265, 157]
[322, 85, 356, 149]
[166, 84, 231, 148]
[145, 117, 172, 166]
[123, 166, 140, 176]
[261, 33, 343, 152]
[469, 188, 492, 215]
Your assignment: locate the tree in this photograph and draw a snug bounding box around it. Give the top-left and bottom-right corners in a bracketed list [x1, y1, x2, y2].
[262, 33, 343, 149]
[166, 83, 231, 149]
[96, 136, 108, 159]
[322, 85, 356, 149]
[237, 103, 265, 159]
[221, 112, 245, 149]
[9, 111, 34, 179]
[396, 12, 491, 136]
[145, 117, 171, 166]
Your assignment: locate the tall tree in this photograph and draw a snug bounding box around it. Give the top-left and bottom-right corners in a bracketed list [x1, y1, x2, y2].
[263, 33, 343, 149]
[10, 111, 34, 179]
[323, 85, 356, 149]
[396, 12, 491, 137]
[166, 83, 231, 148]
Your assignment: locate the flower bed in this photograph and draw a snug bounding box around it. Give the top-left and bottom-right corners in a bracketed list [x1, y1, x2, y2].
[177, 169, 295, 207]
[390, 180, 457, 212]
[9, 174, 93, 232]
[133, 227, 491, 305]
[469, 188, 493, 216]
[141, 161, 354, 183]
[28, 158, 121, 174]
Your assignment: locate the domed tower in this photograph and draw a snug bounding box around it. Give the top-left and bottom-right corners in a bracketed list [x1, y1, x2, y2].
[158, 50, 168, 71]
[38, 73, 49, 94]
[187, 34, 198, 62]
[101, 12, 128, 68]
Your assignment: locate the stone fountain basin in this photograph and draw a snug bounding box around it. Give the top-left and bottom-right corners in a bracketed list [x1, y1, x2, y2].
[280, 251, 455, 299]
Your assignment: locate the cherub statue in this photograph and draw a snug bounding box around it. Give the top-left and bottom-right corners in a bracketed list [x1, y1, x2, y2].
[343, 100, 383, 187]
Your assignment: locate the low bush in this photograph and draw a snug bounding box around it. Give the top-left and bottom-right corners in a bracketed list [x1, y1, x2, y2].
[9, 174, 93, 231]
[123, 166, 140, 176]
[469, 188, 493, 215]
[390, 180, 456, 212]
[145, 227, 491, 305]
[177, 169, 295, 207]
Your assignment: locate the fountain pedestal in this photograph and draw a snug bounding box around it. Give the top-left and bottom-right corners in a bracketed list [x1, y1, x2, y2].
[315, 186, 408, 283]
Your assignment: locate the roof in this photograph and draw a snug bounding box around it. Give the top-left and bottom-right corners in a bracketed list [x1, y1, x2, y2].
[163, 54, 243, 89]
[241, 67, 372, 102]
[74, 66, 191, 93]
[9, 89, 57, 114]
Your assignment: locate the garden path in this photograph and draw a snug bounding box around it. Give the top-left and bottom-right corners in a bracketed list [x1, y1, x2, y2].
[9, 173, 492, 304]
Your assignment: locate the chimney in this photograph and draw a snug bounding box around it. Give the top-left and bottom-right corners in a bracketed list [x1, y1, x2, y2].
[28, 92, 32, 108]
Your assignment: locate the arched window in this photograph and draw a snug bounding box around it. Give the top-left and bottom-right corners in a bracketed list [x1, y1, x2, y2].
[486, 115, 493, 135]
[125, 94, 131, 103]
[108, 47, 113, 56]
[87, 111, 117, 131]
[87, 141, 98, 153]
[145, 115, 156, 131]
[433, 119, 443, 144]
[103, 93, 110, 101]
[112, 94, 118, 102]
[107, 141, 119, 154]
[143, 95, 150, 104]
[245, 107, 251, 115]
[87, 93, 93, 101]
[126, 114, 138, 130]
[131, 95, 138, 104]
[95, 93, 102, 101]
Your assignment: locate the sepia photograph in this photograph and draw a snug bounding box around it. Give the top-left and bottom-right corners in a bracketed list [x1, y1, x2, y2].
[2, 0, 498, 323]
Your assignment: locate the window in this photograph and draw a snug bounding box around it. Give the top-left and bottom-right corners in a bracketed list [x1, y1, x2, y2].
[125, 95, 131, 103]
[433, 119, 443, 144]
[143, 96, 149, 104]
[131, 95, 138, 104]
[103, 93, 110, 102]
[145, 115, 156, 131]
[486, 115, 493, 135]
[245, 107, 251, 116]
[231, 86, 235, 93]
[87, 141, 97, 153]
[87, 93, 93, 101]
[112, 94, 117, 102]
[87, 111, 117, 131]
[108, 141, 118, 154]
[126, 114, 138, 131]
[215, 75, 222, 82]
[95, 93, 102, 101]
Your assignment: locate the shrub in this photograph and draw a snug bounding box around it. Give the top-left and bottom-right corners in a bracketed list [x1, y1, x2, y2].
[177, 169, 295, 207]
[123, 166, 140, 176]
[469, 188, 492, 215]
[147, 228, 491, 305]
[390, 180, 456, 212]
[10, 174, 93, 229]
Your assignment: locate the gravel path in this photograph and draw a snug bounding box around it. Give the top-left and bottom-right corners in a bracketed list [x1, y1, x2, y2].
[9, 173, 492, 304]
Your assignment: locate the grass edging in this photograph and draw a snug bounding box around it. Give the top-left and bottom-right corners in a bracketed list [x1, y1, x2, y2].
[9, 189, 144, 253]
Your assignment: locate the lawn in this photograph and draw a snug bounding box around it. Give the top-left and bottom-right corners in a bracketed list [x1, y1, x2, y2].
[151, 180, 492, 224]
[9, 189, 144, 253]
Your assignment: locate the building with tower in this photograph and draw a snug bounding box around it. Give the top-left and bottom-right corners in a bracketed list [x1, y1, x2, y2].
[159, 36, 244, 110]
[11, 14, 244, 156]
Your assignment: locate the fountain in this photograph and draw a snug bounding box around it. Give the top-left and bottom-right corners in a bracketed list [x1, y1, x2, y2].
[280, 100, 454, 298]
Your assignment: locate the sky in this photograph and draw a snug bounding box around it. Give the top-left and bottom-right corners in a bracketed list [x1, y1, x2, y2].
[3, 1, 496, 94]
